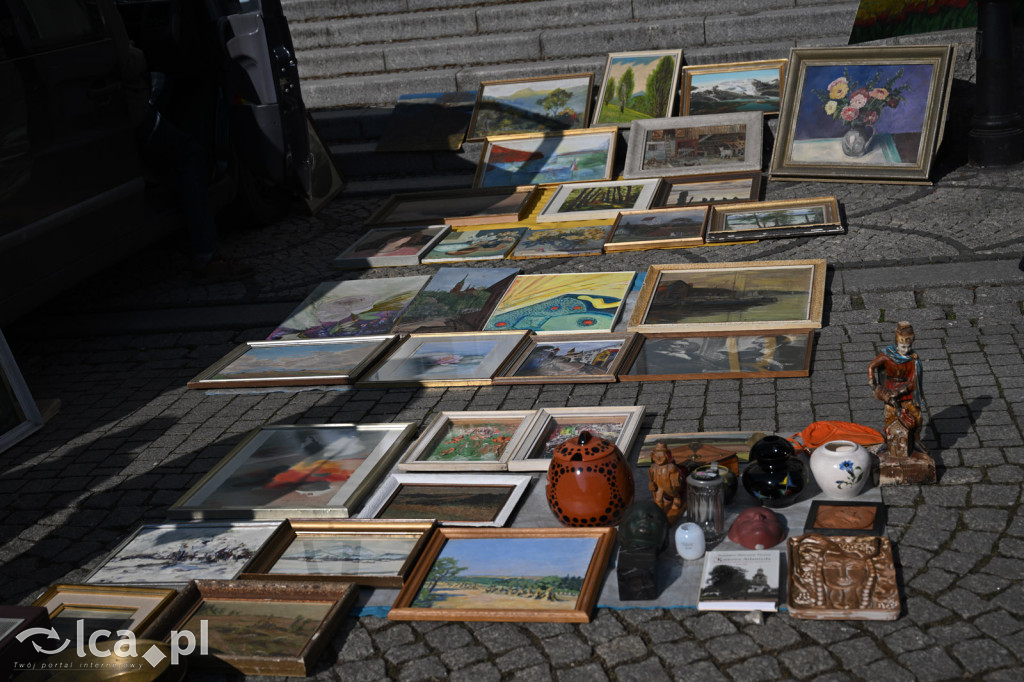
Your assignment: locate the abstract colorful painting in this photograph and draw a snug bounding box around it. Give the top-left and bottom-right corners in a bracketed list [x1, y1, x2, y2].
[393, 267, 519, 334]
[510, 225, 612, 259]
[421, 228, 528, 263]
[593, 50, 683, 127]
[483, 272, 635, 333]
[467, 74, 593, 140]
[474, 129, 616, 188]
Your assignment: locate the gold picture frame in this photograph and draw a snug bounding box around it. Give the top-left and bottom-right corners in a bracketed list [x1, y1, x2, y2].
[466, 73, 594, 141]
[705, 197, 844, 243]
[473, 128, 618, 188]
[494, 332, 637, 384]
[653, 172, 762, 208]
[605, 206, 709, 252]
[33, 584, 177, 642]
[681, 58, 788, 116]
[592, 49, 683, 127]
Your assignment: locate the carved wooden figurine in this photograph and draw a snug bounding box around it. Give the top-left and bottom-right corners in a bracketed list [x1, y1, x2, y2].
[616, 501, 668, 601]
[648, 442, 685, 524]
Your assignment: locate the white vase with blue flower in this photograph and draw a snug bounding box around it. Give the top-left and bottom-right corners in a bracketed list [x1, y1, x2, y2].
[810, 440, 870, 500]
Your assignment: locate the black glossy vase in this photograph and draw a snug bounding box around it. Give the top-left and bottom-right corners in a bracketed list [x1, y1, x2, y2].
[741, 435, 805, 507]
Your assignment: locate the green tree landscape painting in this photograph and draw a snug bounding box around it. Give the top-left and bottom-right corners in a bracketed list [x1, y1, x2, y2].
[595, 51, 681, 126]
[468, 75, 593, 140]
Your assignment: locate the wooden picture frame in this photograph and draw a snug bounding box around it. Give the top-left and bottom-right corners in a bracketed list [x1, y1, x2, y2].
[494, 332, 637, 385]
[509, 225, 612, 259]
[396, 410, 538, 472]
[473, 128, 617, 188]
[592, 49, 683, 127]
[507, 406, 645, 472]
[389, 526, 616, 622]
[653, 172, 762, 208]
[634, 431, 771, 467]
[628, 260, 827, 333]
[239, 519, 436, 587]
[33, 585, 177, 642]
[357, 473, 532, 527]
[622, 112, 763, 179]
[466, 73, 594, 141]
[421, 227, 529, 263]
[392, 267, 520, 335]
[332, 225, 449, 269]
[804, 501, 887, 536]
[483, 272, 636, 334]
[168, 423, 417, 520]
[367, 186, 539, 228]
[681, 59, 789, 116]
[536, 179, 661, 223]
[187, 336, 398, 389]
[606, 206, 709, 252]
[770, 45, 955, 184]
[0, 329, 43, 454]
[706, 197, 844, 242]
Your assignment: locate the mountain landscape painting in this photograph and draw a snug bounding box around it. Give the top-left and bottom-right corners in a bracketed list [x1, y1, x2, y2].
[684, 62, 785, 115]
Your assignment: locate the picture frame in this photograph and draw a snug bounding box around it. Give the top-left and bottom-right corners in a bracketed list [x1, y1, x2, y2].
[509, 224, 612, 259]
[169, 423, 416, 520]
[770, 45, 956, 183]
[86, 521, 282, 587]
[0, 328, 44, 454]
[705, 197, 844, 242]
[803, 500, 887, 536]
[482, 272, 636, 334]
[142, 580, 356, 677]
[634, 431, 771, 467]
[0, 605, 48, 663]
[473, 128, 617, 188]
[628, 260, 827, 333]
[392, 267, 520, 334]
[239, 519, 436, 587]
[421, 227, 529, 263]
[332, 225, 449, 269]
[681, 59, 789, 116]
[653, 172, 762, 208]
[186, 336, 398, 389]
[358, 331, 531, 387]
[493, 332, 637, 385]
[605, 206, 709, 252]
[396, 410, 538, 471]
[592, 49, 683, 127]
[33, 584, 177, 642]
[304, 114, 346, 215]
[357, 473, 533, 526]
[617, 330, 815, 382]
[507, 406, 645, 472]
[389, 526, 616, 622]
[466, 73, 594, 141]
[535, 179, 661, 223]
[367, 186, 539, 228]
[622, 112, 763, 179]
[375, 90, 476, 153]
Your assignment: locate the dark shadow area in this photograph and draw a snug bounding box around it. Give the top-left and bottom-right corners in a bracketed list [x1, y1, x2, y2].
[926, 395, 993, 470]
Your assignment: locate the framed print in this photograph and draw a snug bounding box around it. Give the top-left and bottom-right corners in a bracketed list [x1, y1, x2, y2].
[268, 276, 429, 340]
[654, 172, 762, 208]
[618, 330, 814, 381]
[367, 186, 538, 228]
[240, 519, 436, 587]
[510, 224, 612, 259]
[592, 49, 683, 127]
[0, 329, 44, 454]
[507, 406, 645, 472]
[473, 128, 617, 188]
[169, 423, 417, 520]
[332, 225, 449, 268]
[467, 73, 594, 140]
[804, 500, 887, 536]
[389, 526, 615, 623]
[622, 112, 763, 179]
[605, 206, 709, 252]
[358, 331, 531, 387]
[86, 521, 281, 587]
[375, 90, 476, 153]
[421, 227, 528, 263]
[628, 260, 827, 333]
[33, 585, 177, 643]
[0, 606, 48, 663]
[770, 45, 955, 183]
[143, 580, 356, 677]
[494, 332, 637, 385]
[358, 473, 532, 526]
[536, 179, 661, 223]
[397, 410, 537, 472]
[483, 271, 635, 334]
[706, 197, 844, 242]
[304, 114, 346, 215]
[186, 336, 397, 389]
[393, 267, 520, 334]
[682, 59, 788, 116]
[635, 431, 771, 467]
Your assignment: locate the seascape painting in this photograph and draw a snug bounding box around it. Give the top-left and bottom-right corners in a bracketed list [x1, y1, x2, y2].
[205, 340, 385, 383]
[423, 419, 524, 462]
[422, 228, 527, 262]
[642, 124, 747, 171]
[657, 176, 759, 207]
[379, 484, 515, 522]
[476, 131, 614, 187]
[483, 272, 634, 333]
[269, 532, 422, 577]
[594, 50, 681, 126]
[468, 75, 592, 140]
[685, 64, 783, 115]
[609, 207, 707, 246]
[636, 431, 769, 466]
[511, 225, 611, 259]
[624, 333, 811, 378]
[511, 339, 625, 378]
[394, 267, 519, 334]
[183, 599, 331, 657]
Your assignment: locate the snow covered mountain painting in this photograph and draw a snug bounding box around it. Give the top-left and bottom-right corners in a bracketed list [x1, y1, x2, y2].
[685, 62, 785, 115]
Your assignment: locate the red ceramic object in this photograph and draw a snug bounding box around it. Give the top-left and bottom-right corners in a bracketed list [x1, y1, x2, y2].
[546, 431, 635, 527]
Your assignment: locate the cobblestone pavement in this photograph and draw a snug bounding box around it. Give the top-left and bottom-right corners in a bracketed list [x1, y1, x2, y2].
[3, 124, 1024, 680]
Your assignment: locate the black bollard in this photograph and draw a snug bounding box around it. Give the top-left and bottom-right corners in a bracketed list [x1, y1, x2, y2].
[968, 0, 1024, 167]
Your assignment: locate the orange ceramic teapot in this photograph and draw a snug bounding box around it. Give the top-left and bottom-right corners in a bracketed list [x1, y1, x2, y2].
[546, 430, 634, 527]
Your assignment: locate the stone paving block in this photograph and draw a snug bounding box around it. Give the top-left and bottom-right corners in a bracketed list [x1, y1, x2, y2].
[450, 662, 501, 682]
[951, 638, 1016, 674]
[832, 635, 885, 668]
[897, 647, 963, 681]
[441, 645, 489, 671]
[595, 634, 647, 667]
[579, 610, 625, 645]
[684, 612, 737, 638]
[385, 642, 430, 665]
[399, 655, 448, 682]
[496, 645, 547, 674]
[335, 659, 388, 682]
[555, 662, 610, 682]
[474, 623, 531, 654]
[424, 624, 473, 652]
[971, 484, 1021, 506]
[886, 626, 936, 653]
[938, 588, 997, 618]
[705, 633, 760, 665]
[921, 485, 969, 507]
[637, 619, 686, 643]
[539, 633, 591, 668]
[668, 659, 728, 682]
[614, 657, 671, 682]
[779, 645, 837, 678]
[651, 640, 706, 667]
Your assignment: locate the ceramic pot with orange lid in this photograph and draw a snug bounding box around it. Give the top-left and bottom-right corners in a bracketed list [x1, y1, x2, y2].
[546, 430, 634, 527]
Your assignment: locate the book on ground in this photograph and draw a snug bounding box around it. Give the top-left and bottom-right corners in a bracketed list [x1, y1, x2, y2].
[697, 549, 780, 611]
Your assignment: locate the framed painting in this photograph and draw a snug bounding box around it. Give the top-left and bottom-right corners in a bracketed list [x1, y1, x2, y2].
[304, 114, 346, 215]
[473, 128, 617, 188]
[770, 45, 955, 183]
[628, 260, 827, 333]
[592, 49, 683, 127]
[0, 606, 48, 662]
[142, 580, 356, 677]
[332, 225, 449, 268]
[240, 519, 436, 587]
[654, 172, 762, 208]
[605, 206, 709, 252]
[0, 329, 44, 454]
[421, 228, 528, 263]
[536, 179, 661, 223]
[393, 267, 520, 334]
[634, 431, 771, 467]
[186, 336, 398, 389]
[367, 186, 538, 227]
[389, 526, 616, 623]
[482, 271, 635, 334]
[507, 406, 645, 472]
[493, 332, 637, 385]
[706, 197, 844, 242]
[618, 330, 815, 381]
[358, 331, 531, 387]
[510, 224, 612, 259]
[396, 410, 538, 472]
[33, 585, 177, 643]
[375, 90, 476, 153]
[804, 501, 887, 536]
[467, 73, 594, 141]
[267, 276, 429, 340]
[86, 521, 281, 587]
[623, 112, 763, 179]
[168, 423, 417, 520]
[681, 59, 789, 116]
[357, 473, 532, 526]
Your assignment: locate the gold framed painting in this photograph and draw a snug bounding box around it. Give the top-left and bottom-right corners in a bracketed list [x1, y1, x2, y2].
[506, 405, 646, 472]
[535, 179, 662, 223]
[494, 332, 637, 385]
[356, 473, 533, 527]
[33, 584, 177, 643]
[592, 49, 683, 127]
[466, 73, 594, 141]
[705, 197, 844, 243]
[605, 206, 709, 252]
[473, 128, 617, 188]
[653, 172, 762, 208]
[681, 59, 788, 116]
[396, 410, 539, 471]
[622, 112, 763, 179]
